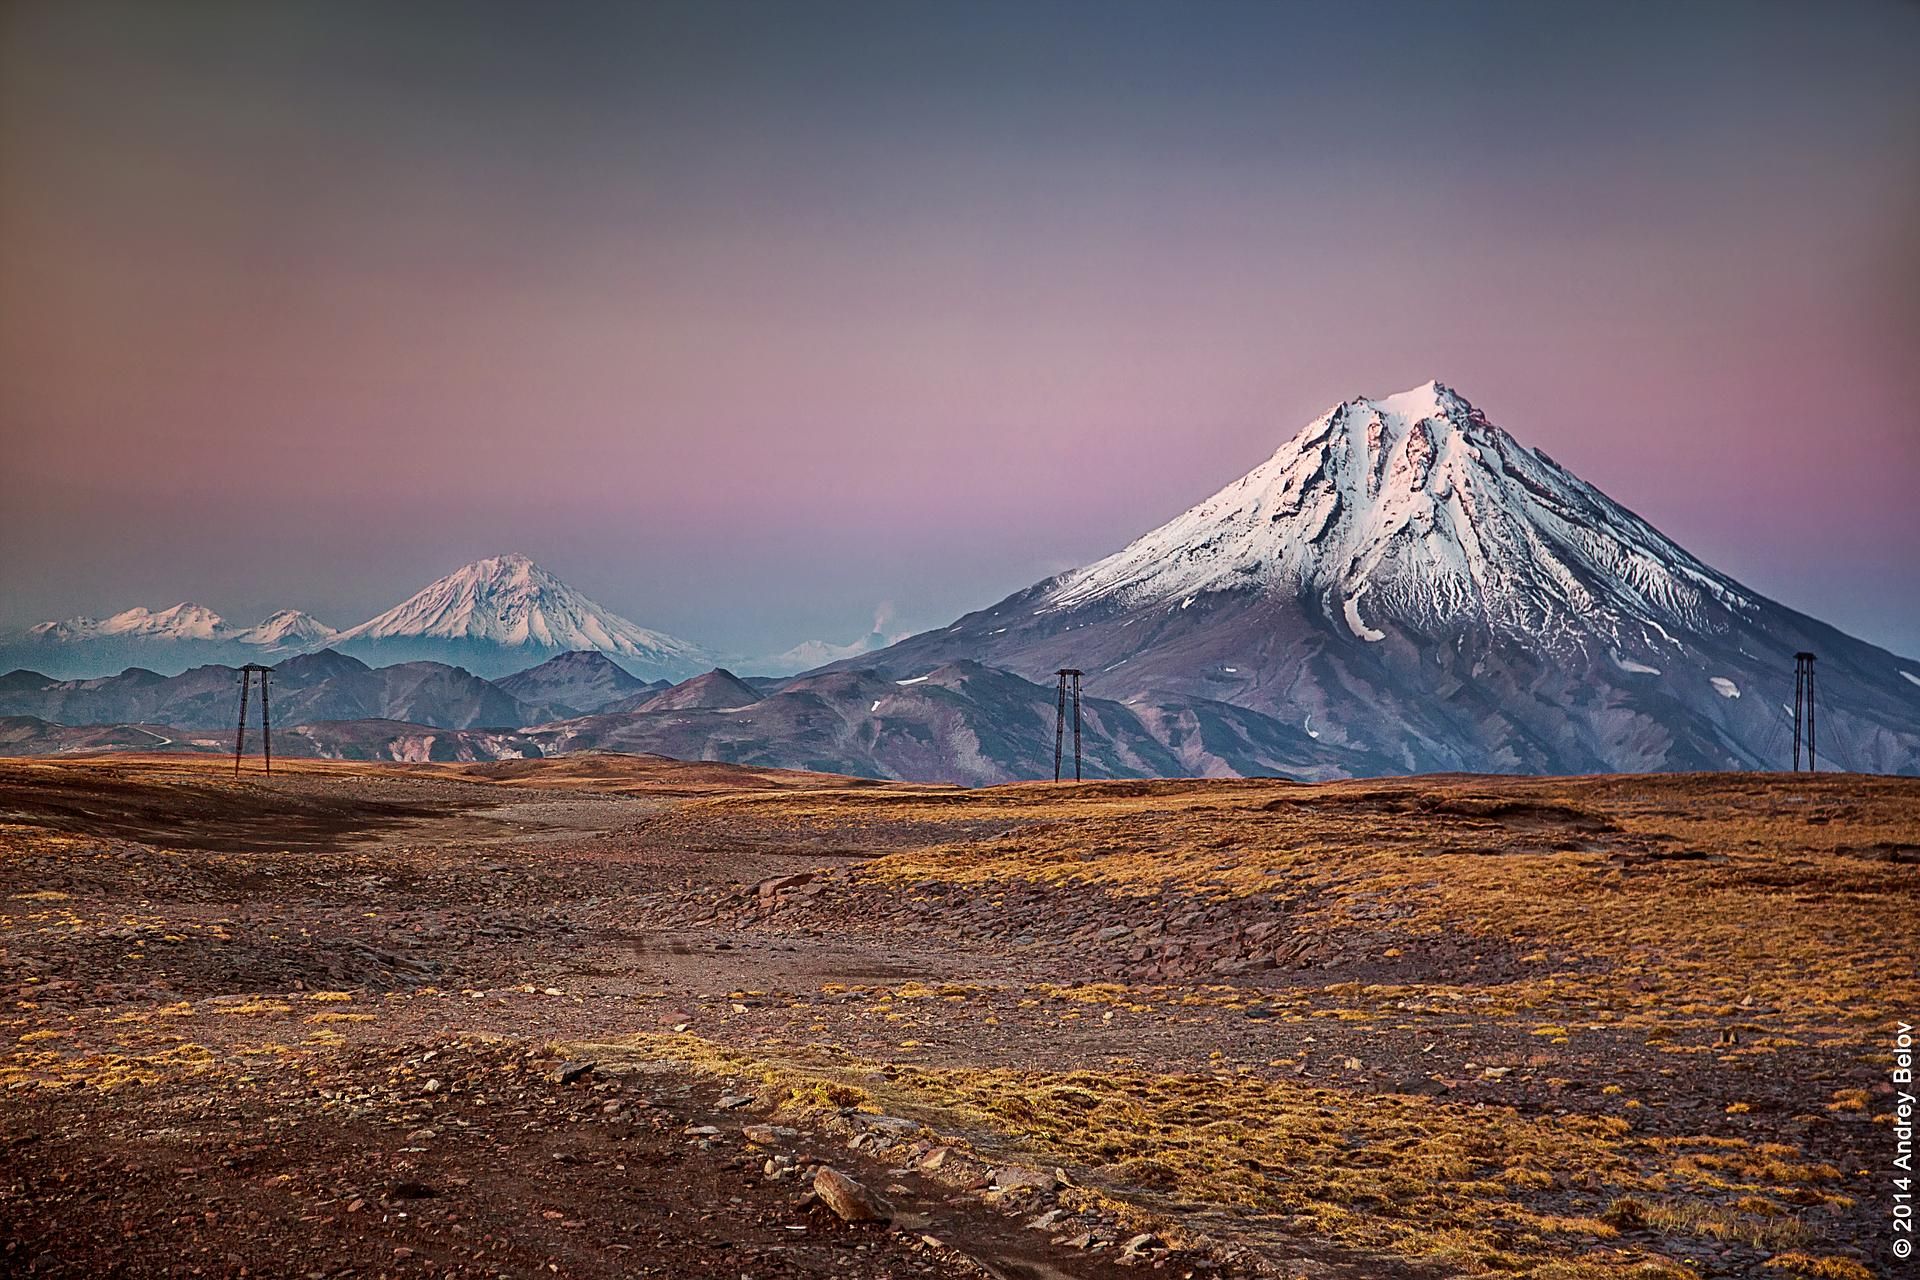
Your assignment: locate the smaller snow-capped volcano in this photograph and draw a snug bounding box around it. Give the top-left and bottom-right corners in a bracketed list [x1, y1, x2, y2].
[338, 554, 668, 651]
[5, 601, 337, 679]
[30, 603, 233, 642]
[1046, 381, 1754, 653]
[235, 610, 339, 649]
[26, 604, 335, 649]
[332, 554, 712, 680]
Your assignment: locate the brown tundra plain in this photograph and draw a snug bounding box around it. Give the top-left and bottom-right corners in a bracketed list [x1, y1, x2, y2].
[0, 754, 1912, 1280]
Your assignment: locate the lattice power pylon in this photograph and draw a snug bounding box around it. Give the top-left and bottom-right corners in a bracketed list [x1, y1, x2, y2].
[1053, 668, 1083, 782]
[234, 663, 274, 776]
[1792, 651, 1816, 773]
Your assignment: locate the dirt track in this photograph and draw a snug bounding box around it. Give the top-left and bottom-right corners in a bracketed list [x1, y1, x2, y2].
[0, 757, 1911, 1279]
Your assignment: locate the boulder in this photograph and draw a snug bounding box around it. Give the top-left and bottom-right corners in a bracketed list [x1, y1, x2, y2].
[814, 1166, 890, 1222]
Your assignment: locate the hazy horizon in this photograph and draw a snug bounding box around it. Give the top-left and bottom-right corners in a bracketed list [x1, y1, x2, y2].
[4, 1, 1918, 660]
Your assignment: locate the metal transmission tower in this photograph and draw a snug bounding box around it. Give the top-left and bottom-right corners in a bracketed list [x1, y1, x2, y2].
[1792, 652, 1816, 773]
[234, 664, 274, 776]
[1053, 669, 1083, 782]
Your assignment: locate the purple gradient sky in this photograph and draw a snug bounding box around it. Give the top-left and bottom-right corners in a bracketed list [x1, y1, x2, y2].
[3, 1, 1918, 659]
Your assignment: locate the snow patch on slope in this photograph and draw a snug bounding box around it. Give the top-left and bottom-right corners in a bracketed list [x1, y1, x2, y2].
[1711, 677, 1740, 699]
[1343, 591, 1385, 643]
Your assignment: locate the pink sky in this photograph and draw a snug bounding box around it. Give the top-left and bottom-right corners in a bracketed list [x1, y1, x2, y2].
[3, 2, 1917, 657]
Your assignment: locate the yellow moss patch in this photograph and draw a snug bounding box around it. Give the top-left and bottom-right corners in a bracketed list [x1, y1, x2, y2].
[1762, 1253, 1875, 1280]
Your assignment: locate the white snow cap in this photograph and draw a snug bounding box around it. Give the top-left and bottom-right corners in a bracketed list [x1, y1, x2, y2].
[334, 553, 708, 664]
[28, 603, 338, 650]
[236, 609, 339, 648]
[1044, 381, 1753, 652]
[31, 603, 232, 642]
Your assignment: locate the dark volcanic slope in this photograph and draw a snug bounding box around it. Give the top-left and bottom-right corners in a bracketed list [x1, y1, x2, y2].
[492, 650, 661, 717]
[0, 659, 1390, 782]
[623, 668, 763, 713]
[531, 661, 1385, 784]
[0, 650, 537, 732]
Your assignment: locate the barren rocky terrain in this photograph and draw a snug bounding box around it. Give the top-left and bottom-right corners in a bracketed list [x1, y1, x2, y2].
[0, 755, 1911, 1279]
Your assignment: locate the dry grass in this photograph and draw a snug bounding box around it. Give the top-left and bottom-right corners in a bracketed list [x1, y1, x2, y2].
[732, 773, 1918, 1042]
[0, 749, 904, 796]
[573, 1030, 1851, 1278]
[1761, 1253, 1876, 1280]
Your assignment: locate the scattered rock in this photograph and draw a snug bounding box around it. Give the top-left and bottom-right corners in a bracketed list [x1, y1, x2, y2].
[853, 1112, 919, 1136]
[993, 1164, 1059, 1193]
[553, 1060, 596, 1085]
[1397, 1077, 1450, 1097]
[385, 1181, 436, 1201]
[757, 873, 816, 900]
[813, 1166, 889, 1223]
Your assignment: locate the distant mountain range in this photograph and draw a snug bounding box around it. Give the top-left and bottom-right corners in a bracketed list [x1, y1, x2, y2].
[0, 651, 1381, 783]
[11, 603, 341, 672]
[4, 382, 1916, 780]
[0, 552, 895, 682]
[0, 554, 716, 681]
[0, 648, 538, 732]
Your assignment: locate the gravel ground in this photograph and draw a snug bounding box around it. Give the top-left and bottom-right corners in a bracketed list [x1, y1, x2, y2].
[0, 758, 1907, 1279]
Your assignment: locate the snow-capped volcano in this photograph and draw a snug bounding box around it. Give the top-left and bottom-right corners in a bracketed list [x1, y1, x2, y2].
[24, 603, 333, 649]
[32, 602, 233, 643]
[824, 381, 1920, 776]
[331, 554, 712, 680]
[6, 603, 337, 677]
[1048, 381, 1752, 654]
[234, 609, 339, 649]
